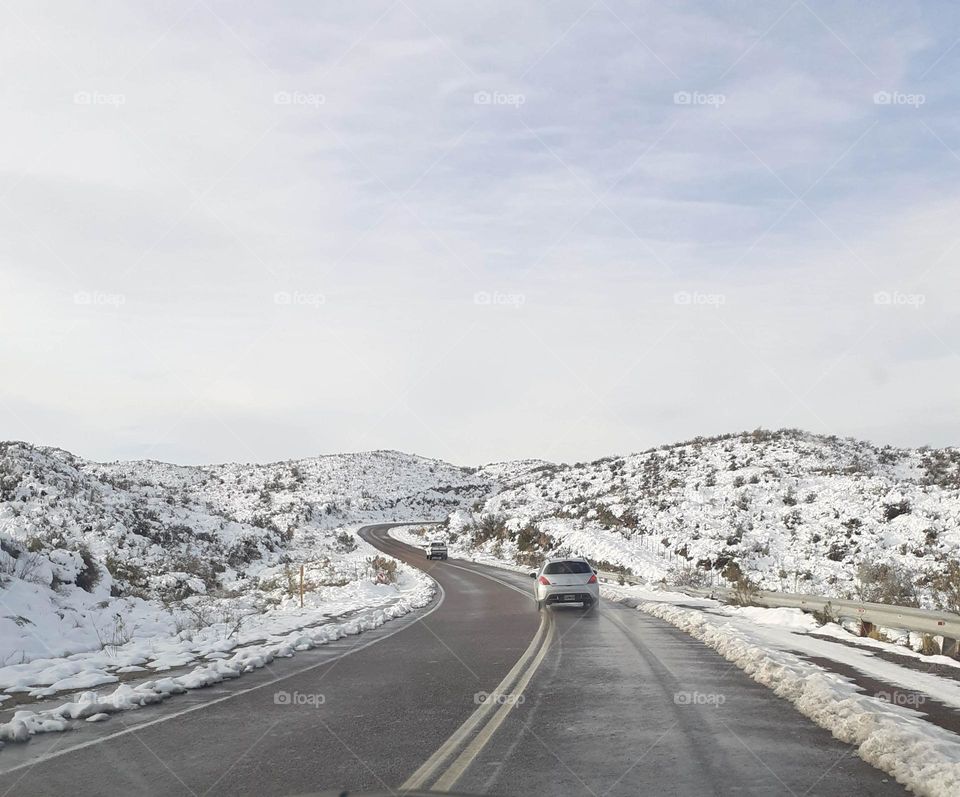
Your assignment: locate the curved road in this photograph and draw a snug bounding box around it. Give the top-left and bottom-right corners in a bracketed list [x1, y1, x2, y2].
[0, 523, 904, 796]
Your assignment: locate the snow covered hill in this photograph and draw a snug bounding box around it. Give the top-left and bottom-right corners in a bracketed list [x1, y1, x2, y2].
[440, 429, 960, 609]
[0, 443, 486, 674]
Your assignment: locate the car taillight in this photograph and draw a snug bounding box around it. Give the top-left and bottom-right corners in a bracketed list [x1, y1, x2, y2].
[587, 574, 597, 584]
[538, 576, 551, 585]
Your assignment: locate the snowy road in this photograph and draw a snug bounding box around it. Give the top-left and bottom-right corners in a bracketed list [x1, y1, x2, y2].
[0, 524, 904, 796]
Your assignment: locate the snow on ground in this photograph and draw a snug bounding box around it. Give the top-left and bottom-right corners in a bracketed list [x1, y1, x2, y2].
[632, 598, 960, 797]
[0, 565, 434, 744]
[691, 602, 960, 710]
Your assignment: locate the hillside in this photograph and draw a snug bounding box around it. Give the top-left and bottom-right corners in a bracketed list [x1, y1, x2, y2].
[0, 443, 488, 672]
[441, 430, 960, 609]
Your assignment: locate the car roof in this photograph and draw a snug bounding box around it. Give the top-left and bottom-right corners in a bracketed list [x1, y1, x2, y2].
[543, 556, 589, 563]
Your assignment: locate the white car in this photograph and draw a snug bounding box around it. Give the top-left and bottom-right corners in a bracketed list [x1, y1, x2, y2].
[425, 541, 448, 560]
[530, 557, 599, 610]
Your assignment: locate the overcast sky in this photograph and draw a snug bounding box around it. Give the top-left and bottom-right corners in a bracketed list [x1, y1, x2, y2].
[2, 2, 959, 466]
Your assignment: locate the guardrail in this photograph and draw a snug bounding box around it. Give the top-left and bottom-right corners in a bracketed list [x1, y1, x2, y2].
[595, 571, 960, 658]
[596, 569, 643, 586]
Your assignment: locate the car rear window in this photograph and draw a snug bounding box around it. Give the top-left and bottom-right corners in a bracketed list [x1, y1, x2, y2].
[544, 560, 591, 574]
[431, 542, 445, 547]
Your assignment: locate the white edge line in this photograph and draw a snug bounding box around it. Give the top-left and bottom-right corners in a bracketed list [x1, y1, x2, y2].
[0, 537, 446, 777]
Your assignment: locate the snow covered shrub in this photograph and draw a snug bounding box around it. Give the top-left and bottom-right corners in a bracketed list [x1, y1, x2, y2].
[515, 522, 554, 566]
[921, 448, 960, 488]
[882, 499, 911, 522]
[669, 564, 710, 588]
[105, 556, 148, 596]
[75, 545, 100, 592]
[368, 555, 397, 584]
[333, 530, 357, 552]
[474, 514, 508, 546]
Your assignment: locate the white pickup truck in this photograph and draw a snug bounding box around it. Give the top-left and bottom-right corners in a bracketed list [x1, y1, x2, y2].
[425, 541, 448, 560]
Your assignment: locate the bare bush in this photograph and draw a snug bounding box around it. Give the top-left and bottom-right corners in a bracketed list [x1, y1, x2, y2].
[94, 613, 132, 654]
[811, 601, 834, 626]
[472, 514, 509, 546]
[369, 555, 398, 584]
[929, 560, 960, 614]
[855, 562, 918, 606]
[669, 565, 710, 588]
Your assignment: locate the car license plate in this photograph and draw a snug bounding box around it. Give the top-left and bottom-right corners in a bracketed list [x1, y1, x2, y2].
[563, 594, 574, 601]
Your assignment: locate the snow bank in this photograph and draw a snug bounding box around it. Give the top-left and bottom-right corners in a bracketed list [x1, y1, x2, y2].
[0, 570, 434, 744]
[639, 601, 960, 797]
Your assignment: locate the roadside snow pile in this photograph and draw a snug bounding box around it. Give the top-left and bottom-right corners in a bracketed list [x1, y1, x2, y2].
[652, 599, 960, 711]
[640, 601, 960, 797]
[0, 564, 434, 744]
[446, 429, 960, 607]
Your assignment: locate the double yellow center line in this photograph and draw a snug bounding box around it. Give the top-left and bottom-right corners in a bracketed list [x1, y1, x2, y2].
[400, 607, 555, 791]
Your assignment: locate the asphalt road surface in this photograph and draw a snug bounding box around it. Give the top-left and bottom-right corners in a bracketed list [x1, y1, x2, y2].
[0, 523, 905, 796]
